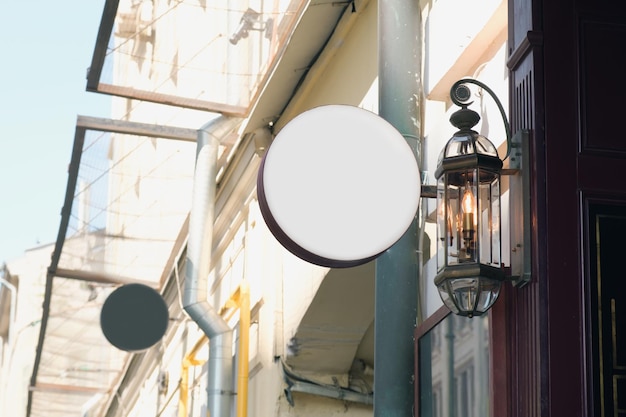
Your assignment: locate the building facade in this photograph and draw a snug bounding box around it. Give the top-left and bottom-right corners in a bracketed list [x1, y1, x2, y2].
[2, 0, 623, 416]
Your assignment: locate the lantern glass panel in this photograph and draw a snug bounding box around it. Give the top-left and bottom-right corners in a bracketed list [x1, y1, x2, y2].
[447, 277, 481, 313]
[436, 178, 446, 270]
[437, 276, 502, 317]
[477, 171, 501, 267]
[474, 134, 500, 157]
[444, 133, 475, 158]
[474, 278, 501, 314]
[438, 131, 499, 161]
[443, 169, 478, 267]
[437, 280, 460, 315]
[442, 184, 461, 267]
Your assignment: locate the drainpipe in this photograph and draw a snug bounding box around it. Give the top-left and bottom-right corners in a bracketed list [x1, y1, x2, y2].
[285, 381, 374, 406]
[375, 0, 422, 416]
[183, 115, 242, 417]
[179, 282, 250, 417]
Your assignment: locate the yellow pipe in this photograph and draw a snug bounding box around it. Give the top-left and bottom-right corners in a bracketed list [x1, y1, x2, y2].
[179, 335, 208, 417]
[179, 283, 250, 417]
[236, 281, 250, 417]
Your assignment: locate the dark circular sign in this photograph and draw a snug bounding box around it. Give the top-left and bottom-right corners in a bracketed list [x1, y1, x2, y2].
[100, 283, 169, 351]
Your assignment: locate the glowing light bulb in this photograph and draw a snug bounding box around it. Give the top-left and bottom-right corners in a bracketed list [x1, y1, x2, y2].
[461, 184, 475, 239]
[462, 186, 475, 216]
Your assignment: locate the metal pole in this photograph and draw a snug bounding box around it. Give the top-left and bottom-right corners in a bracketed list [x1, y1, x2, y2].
[446, 318, 456, 417]
[375, 0, 422, 416]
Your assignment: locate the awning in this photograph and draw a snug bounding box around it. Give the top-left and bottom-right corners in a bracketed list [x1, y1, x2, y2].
[86, 0, 308, 116]
[26, 116, 215, 417]
[25, 0, 355, 415]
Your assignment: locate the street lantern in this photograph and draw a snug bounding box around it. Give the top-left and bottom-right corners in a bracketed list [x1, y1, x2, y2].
[434, 80, 506, 317]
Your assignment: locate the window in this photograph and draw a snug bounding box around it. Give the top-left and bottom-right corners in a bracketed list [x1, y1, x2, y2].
[416, 307, 490, 417]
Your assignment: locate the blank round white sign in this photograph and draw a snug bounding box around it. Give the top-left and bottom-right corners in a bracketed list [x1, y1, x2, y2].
[257, 105, 421, 268]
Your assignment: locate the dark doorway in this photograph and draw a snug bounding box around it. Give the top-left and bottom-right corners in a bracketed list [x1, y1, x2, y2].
[588, 203, 626, 416]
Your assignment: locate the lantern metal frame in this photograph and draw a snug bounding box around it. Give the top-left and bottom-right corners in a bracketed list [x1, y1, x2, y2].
[423, 78, 531, 317]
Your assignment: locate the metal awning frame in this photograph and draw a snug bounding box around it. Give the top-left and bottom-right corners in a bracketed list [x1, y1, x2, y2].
[85, 0, 308, 117]
[85, 0, 247, 115]
[25, 116, 202, 417]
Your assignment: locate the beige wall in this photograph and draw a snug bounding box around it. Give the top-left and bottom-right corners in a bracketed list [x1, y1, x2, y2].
[275, 0, 378, 132]
[99, 0, 510, 415]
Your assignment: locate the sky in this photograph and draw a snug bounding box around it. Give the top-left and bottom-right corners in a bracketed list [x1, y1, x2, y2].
[0, 0, 110, 264]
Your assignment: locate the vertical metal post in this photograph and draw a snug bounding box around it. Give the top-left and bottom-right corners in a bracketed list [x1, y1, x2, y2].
[446, 318, 456, 417]
[375, 0, 422, 416]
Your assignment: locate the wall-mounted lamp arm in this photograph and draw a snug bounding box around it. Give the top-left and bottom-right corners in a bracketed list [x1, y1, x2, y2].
[420, 184, 437, 199]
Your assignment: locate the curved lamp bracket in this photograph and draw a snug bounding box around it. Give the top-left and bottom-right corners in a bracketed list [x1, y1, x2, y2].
[450, 78, 513, 161]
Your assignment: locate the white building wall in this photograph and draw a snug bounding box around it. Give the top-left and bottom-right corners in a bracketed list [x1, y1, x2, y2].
[0, 245, 52, 417]
[103, 0, 509, 416]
